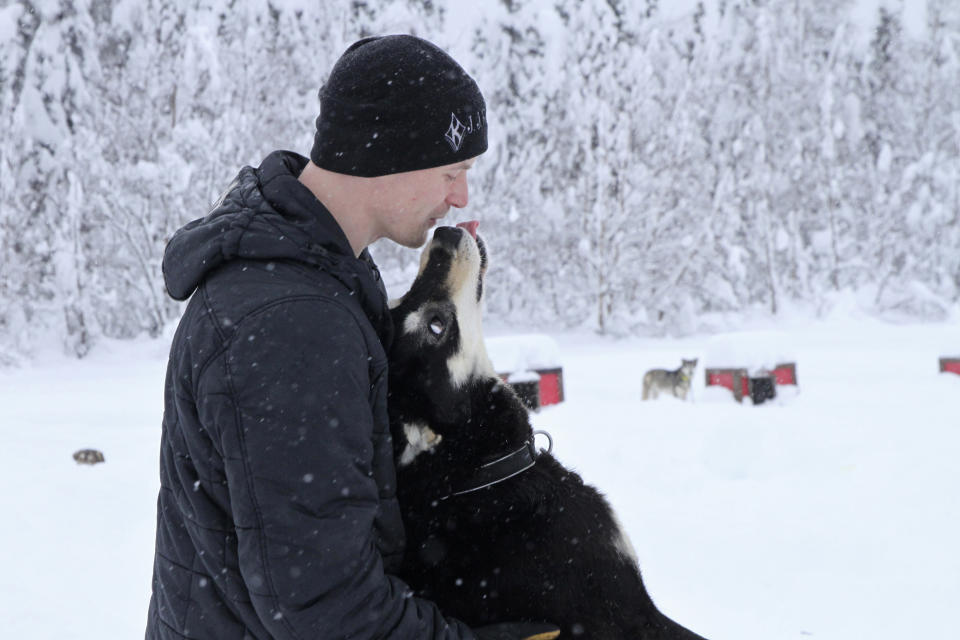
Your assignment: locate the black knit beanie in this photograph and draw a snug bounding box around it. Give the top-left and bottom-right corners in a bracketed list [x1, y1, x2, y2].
[310, 35, 487, 177]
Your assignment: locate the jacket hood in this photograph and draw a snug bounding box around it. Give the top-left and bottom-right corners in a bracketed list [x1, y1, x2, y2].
[163, 151, 391, 341]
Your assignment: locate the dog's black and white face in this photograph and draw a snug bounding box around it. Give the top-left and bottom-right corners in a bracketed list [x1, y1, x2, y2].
[388, 223, 501, 464]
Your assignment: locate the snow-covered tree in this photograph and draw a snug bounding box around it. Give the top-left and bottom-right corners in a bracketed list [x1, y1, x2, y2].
[2, 0, 959, 359]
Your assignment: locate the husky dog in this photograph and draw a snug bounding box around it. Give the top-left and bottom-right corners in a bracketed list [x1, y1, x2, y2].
[387, 222, 708, 640]
[642, 359, 698, 401]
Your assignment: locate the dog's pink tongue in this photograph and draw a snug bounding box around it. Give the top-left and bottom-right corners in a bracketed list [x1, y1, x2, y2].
[457, 220, 479, 239]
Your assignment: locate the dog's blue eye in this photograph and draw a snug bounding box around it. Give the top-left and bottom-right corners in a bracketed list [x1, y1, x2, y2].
[429, 318, 444, 336]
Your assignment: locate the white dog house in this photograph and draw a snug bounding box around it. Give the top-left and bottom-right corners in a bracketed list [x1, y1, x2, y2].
[485, 334, 564, 409]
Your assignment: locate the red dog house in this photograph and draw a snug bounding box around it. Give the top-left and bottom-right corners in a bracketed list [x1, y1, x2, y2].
[486, 335, 565, 409]
[535, 367, 565, 405]
[705, 367, 750, 402]
[705, 362, 798, 403]
[941, 357, 960, 376]
[703, 332, 799, 404]
[770, 362, 798, 385]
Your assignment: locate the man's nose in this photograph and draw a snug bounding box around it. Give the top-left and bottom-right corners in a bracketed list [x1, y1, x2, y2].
[446, 173, 469, 208]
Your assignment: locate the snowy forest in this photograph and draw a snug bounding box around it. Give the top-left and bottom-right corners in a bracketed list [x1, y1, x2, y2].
[1, 0, 959, 361]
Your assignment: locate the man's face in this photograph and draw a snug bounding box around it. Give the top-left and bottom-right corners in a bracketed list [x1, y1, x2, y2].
[370, 158, 475, 249]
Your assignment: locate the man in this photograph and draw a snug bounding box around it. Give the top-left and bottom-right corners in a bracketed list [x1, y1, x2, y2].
[145, 35, 558, 640]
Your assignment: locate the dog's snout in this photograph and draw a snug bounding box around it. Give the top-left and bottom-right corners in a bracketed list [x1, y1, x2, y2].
[432, 226, 466, 249]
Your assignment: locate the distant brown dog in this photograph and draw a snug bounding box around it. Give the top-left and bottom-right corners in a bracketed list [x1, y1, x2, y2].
[73, 449, 105, 465]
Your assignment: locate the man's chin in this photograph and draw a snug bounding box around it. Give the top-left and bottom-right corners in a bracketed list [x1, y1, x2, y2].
[412, 218, 445, 247]
[388, 217, 444, 249]
[397, 229, 430, 250]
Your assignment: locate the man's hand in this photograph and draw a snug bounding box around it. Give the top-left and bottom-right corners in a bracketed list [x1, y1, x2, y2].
[473, 622, 561, 640]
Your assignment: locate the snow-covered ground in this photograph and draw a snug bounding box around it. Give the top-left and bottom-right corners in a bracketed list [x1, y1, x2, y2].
[1, 315, 958, 639]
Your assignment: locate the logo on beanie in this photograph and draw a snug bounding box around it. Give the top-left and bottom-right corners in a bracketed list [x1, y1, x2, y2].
[445, 114, 467, 151]
[444, 111, 485, 152]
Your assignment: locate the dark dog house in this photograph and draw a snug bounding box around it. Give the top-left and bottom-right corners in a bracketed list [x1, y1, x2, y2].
[940, 357, 960, 376]
[749, 375, 777, 405]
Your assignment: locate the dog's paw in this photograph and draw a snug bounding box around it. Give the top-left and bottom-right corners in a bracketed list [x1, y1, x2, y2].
[473, 623, 561, 640]
[399, 422, 442, 466]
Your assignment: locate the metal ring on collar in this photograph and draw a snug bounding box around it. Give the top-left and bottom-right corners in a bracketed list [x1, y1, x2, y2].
[532, 430, 553, 455]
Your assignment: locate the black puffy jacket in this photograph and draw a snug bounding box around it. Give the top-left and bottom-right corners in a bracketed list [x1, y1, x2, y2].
[146, 151, 474, 639]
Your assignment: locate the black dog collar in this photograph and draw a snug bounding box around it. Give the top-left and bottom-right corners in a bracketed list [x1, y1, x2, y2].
[443, 438, 538, 500]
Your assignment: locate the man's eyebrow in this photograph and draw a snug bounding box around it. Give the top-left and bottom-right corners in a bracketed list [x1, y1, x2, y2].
[451, 160, 475, 171]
